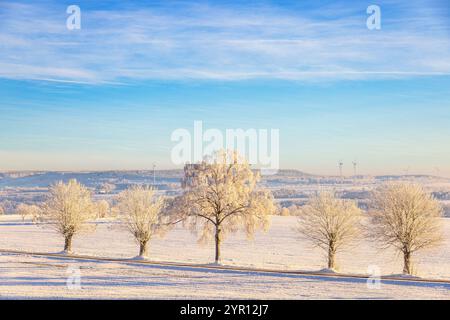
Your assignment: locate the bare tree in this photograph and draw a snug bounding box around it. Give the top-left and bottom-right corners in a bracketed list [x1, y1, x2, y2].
[172, 150, 276, 264]
[116, 185, 167, 258]
[0, 204, 4, 215]
[38, 179, 95, 253]
[370, 182, 443, 275]
[16, 203, 41, 221]
[297, 192, 362, 271]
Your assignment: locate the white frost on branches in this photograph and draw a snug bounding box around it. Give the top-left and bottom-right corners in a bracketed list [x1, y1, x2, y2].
[16, 203, 41, 221]
[369, 182, 443, 275]
[116, 185, 168, 258]
[297, 192, 362, 271]
[171, 150, 276, 264]
[37, 179, 95, 254]
[95, 200, 110, 218]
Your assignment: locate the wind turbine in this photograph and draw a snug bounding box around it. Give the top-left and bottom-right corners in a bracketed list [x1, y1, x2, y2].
[338, 160, 344, 179]
[352, 160, 358, 177]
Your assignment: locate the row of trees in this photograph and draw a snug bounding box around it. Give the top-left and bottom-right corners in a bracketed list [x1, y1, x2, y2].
[15, 151, 444, 275]
[297, 184, 443, 274]
[28, 151, 275, 263]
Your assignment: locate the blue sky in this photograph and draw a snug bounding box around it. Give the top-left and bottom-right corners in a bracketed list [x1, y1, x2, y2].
[0, 0, 449, 176]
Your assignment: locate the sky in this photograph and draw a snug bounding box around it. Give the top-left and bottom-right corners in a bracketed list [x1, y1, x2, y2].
[0, 0, 449, 176]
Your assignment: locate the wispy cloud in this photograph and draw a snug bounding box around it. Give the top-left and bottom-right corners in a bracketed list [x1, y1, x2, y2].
[0, 0, 449, 83]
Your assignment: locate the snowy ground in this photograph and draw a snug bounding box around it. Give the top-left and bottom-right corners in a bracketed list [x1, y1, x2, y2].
[0, 215, 449, 299]
[1, 253, 449, 299]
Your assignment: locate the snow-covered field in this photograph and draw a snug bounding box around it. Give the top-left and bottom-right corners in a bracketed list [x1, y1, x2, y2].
[1, 253, 450, 299]
[0, 215, 449, 299]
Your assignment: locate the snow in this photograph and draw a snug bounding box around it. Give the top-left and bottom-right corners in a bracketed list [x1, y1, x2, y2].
[0, 215, 449, 299]
[317, 268, 338, 274]
[0, 253, 449, 299]
[131, 255, 151, 261]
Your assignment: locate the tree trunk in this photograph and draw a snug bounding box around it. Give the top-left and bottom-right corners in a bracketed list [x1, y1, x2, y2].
[215, 226, 221, 264]
[139, 241, 149, 257]
[403, 251, 413, 275]
[64, 235, 73, 253]
[328, 243, 336, 270]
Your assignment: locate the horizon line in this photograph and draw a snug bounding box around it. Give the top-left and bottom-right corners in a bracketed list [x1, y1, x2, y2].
[0, 169, 448, 179]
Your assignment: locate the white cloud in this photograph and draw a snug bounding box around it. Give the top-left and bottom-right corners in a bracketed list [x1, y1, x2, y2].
[0, 0, 449, 83]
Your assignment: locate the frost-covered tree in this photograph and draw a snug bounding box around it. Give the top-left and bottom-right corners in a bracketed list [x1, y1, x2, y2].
[38, 179, 95, 253]
[370, 183, 443, 275]
[297, 192, 362, 271]
[95, 200, 110, 218]
[116, 185, 167, 258]
[16, 203, 41, 221]
[98, 182, 116, 194]
[288, 204, 301, 216]
[172, 150, 276, 264]
[279, 207, 290, 216]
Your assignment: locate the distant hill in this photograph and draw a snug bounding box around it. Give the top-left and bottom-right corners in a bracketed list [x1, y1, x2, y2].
[0, 170, 448, 189]
[0, 170, 183, 189]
